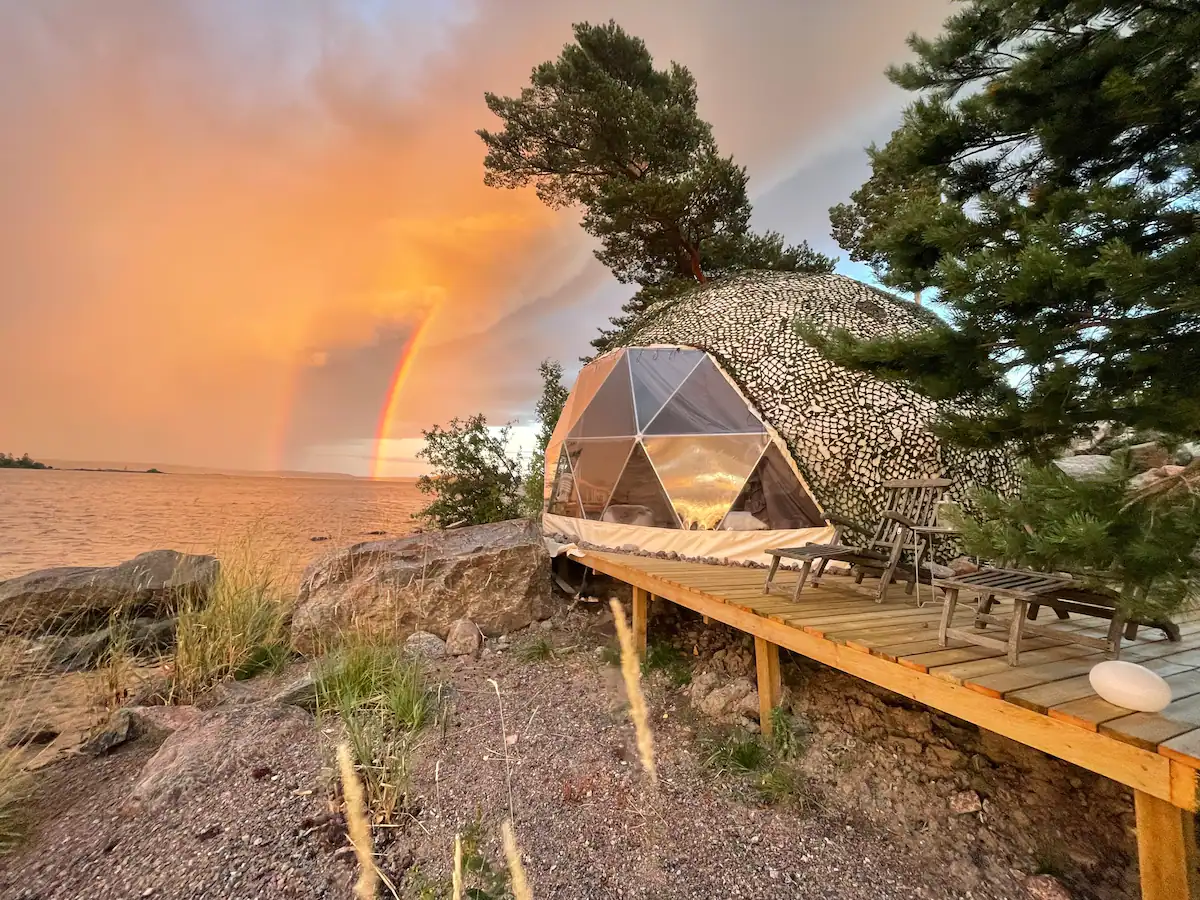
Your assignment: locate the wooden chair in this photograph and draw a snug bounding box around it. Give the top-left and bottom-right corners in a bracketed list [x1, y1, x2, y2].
[763, 478, 953, 603]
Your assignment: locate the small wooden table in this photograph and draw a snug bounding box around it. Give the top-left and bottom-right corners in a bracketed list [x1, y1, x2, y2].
[936, 568, 1076, 666]
[909, 524, 962, 608]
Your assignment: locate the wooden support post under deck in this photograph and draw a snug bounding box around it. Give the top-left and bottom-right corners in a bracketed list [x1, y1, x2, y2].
[1135, 789, 1200, 900]
[631, 587, 649, 659]
[755, 636, 782, 736]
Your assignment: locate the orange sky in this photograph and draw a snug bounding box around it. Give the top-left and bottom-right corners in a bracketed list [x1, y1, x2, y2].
[0, 0, 952, 476]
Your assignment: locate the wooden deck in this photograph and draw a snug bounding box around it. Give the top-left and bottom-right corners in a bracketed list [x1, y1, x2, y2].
[579, 550, 1200, 900]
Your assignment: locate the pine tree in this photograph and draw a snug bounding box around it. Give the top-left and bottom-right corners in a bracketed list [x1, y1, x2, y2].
[479, 20, 834, 356]
[816, 0, 1200, 458]
[523, 360, 569, 513]
[953, 456, 1200, 620]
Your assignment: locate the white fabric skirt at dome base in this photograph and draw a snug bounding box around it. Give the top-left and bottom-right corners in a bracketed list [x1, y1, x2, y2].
[543, 513, 837, 569]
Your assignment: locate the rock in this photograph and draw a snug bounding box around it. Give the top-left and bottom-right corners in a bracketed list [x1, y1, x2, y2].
[926, 745, 969, 770]
[445, 619, 481, 657]
[272, 673, 317, 710]
[126, 673, 173, 707]
[0, 550, 218, 636]
[125, 705, 311, 815]
[1125, 441, 1170, 472]
[697, 676, 760, 719]
[3, 723, 59, 748]
[949, 790, 983, 815]
[128, 617, 177, 655]
[50, 628, 114, 671]
[291, 519, 552, 652]
[1022, 874, 1073, 900]
[949, 556, 980, 577]
[884, 705, 931, 738]
[1053, 455, 1113, 480]
[82, 705, 202, 756]
[82, 708, 138, 756]
[47, 617, 178, 672]
[404, 631, 446, 660]
[686, 670, 720, 706]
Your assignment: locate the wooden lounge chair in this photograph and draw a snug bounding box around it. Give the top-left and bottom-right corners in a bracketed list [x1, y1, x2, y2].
[763, 478, 953, 603]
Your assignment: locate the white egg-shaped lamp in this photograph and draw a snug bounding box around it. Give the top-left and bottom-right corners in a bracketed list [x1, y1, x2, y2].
[1089, 660, 1172, 713]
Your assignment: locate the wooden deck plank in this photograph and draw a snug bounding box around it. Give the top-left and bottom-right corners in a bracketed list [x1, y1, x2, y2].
[1050, 671, 1200, 734]
[1102, 693, 1200, 751]
[975, 651, 1190, 700]
[1159, 729, 1200, 769]
[578, 550, 1200, 807]
[926, 645, 1098, 685]
[1007, 660, 1195, 713]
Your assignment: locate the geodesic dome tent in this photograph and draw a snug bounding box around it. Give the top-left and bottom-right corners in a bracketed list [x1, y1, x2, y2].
[543, 272, 1020, 565]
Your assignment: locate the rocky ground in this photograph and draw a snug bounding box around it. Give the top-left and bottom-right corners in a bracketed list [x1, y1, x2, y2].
[0, 587, 1125, 900]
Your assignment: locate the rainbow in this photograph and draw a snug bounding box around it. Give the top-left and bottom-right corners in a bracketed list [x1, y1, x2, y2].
[370, 311, 437, 479]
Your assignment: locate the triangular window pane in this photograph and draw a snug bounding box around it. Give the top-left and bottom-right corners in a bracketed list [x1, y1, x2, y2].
[643, 357, 765, 435]
[724, 442, 823, 529]
[627, 347, 704, 432]
[566, 438, 635, 519]
[546, 451, 581, 517]
[603, 443, 680, 528]
[569, 354, 637, 438]
[561, 351, 623, 435]
[644, 434, 769, 530]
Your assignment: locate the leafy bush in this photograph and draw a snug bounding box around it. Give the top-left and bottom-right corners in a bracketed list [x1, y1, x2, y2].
[416, 415, 526, 530]
[954, 457, 1200, 620]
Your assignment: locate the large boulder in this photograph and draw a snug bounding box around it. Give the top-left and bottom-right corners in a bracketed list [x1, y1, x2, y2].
[0, 550, 219, 635]
[291, 519, 552, 653]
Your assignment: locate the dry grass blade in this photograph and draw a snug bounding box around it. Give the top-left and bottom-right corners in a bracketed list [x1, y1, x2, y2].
[487, 677, 515, 822]
[501, 819, 533, 900]
[336, 742, 378, 900]
[452, 833, 463, 900]
[608, 598, 657, 785]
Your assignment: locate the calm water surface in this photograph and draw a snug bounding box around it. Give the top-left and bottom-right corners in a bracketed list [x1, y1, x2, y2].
[0, 470, 424, 580]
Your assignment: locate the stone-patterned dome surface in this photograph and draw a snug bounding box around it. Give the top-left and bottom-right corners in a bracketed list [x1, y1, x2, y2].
[619, 272, 1018, 527]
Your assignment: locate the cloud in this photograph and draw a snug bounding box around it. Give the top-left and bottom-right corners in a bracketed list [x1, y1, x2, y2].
[0, 0, 952, 473]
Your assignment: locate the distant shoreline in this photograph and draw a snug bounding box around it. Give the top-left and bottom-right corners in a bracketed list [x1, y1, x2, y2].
[60, 467, 164, 474]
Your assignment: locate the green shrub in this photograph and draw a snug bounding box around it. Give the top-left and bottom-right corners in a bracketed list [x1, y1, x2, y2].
[704, 731, 768, 775]
[516, 636, 556, 663]
[769, 707, 810, 760]
[415, 415, 526, 530]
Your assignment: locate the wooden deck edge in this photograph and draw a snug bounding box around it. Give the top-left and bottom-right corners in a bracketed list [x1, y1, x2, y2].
[582, 551, 1200, 811]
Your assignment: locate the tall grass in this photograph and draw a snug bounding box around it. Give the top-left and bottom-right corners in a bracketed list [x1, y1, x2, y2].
[170, 550, 292, 703]
[316, 642, 435, 823]
[0, 747, 28, 854]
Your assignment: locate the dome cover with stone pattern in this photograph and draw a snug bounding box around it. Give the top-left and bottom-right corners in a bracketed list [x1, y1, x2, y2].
[544, 272, 1018, 541]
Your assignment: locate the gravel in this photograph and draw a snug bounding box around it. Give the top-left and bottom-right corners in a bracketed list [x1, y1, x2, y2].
[2, 611, 981, 899]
